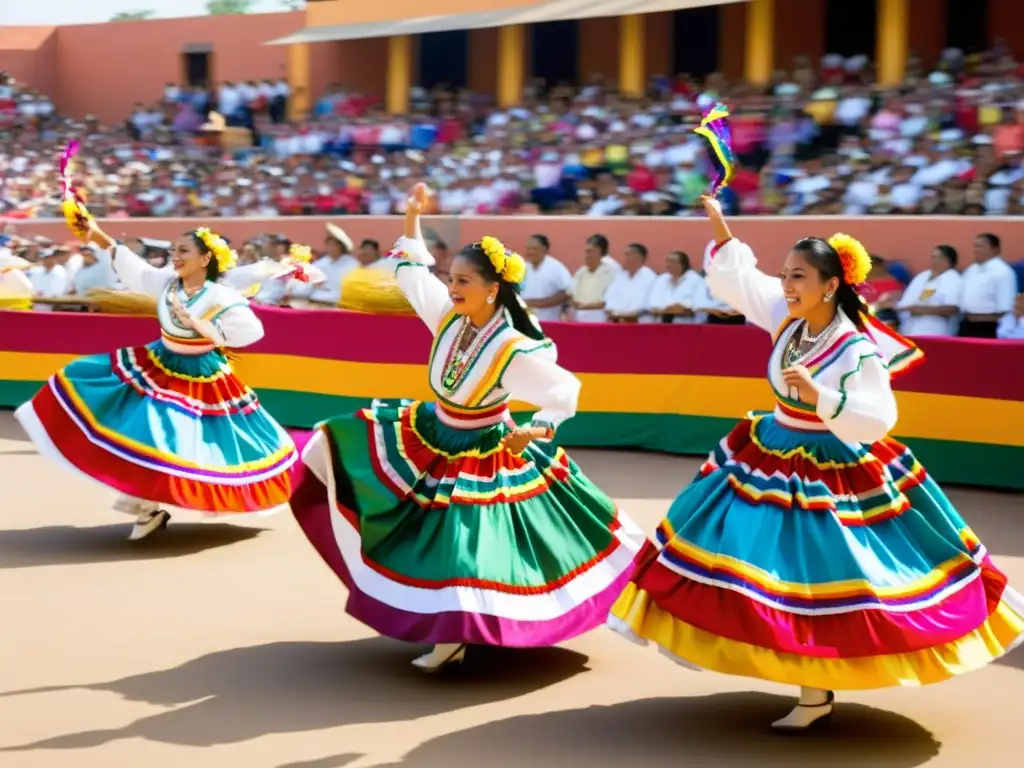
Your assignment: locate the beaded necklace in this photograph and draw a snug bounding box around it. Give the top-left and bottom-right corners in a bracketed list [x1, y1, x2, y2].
[782, 313, 842, 369]
[440, 313, 503, 393]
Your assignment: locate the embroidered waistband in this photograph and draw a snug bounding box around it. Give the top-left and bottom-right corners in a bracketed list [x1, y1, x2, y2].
[161, 331, 215, 355]
[434, 401, 511, 430]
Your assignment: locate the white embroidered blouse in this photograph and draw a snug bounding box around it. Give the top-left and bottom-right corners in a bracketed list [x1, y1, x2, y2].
[109, 244, 266, 350]
[390, 235, 581, 434]
[706, 238, 920, 445]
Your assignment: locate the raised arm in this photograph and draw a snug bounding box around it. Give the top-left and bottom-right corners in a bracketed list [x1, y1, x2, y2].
[814, 352, 897, 444]
[700, 196, 785, 331]
[109, 244, 176, 297]
[391, 184, 453, 334]
[82, 221, 174, 297]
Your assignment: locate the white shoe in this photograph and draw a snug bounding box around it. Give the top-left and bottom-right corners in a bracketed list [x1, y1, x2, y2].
[411, 643, 467, 673]
[771, 690, 834, 733]
[128, 510, 171, 541]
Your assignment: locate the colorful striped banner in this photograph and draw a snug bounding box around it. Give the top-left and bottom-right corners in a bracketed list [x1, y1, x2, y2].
[1, 308, 1022, 489]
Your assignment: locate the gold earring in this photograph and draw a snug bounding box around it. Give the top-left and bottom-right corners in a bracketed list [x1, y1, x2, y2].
[824, 293, 833, 302]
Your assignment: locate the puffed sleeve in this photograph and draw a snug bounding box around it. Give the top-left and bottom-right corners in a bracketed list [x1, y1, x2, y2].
[194, 304, 265, 349]
[500, 345, 581, 438]
[705, 239, 787, 332]
[391, 235, 453, 334]
[814, 353, 897, 444]
[219, 259, 286, 293]
[110, 244, 175, 297]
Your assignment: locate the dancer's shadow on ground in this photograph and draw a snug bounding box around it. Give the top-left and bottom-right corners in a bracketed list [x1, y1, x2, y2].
[0, 413, 30, 443]
[996, 644, 1024, 671]
[0, 523, 263, 569]
[946, 487, 1024, 559]
[276, 755, 364, 768]
[373, 693, 941, 768]
[0, 639, 588, 751]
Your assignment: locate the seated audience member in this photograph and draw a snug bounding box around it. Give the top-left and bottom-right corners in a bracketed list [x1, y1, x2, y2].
[520, 234, 573, 322]
[569, 234, 618, 322]
[27, 248, 69, 312]
[647, 250, 705, 324]
[604, 242, 657, 323]
[958, 232, 1017, 338]
[895, 245, 963, 336]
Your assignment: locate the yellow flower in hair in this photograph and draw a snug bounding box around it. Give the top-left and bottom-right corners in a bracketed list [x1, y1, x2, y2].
[501, 252, 527, 284]
[479, 235, 526, 285]
[828, 232, 871, 286]
[480, 235, 506, 275]
[289, 243, 313, 263]
[194, 226, 237, 273]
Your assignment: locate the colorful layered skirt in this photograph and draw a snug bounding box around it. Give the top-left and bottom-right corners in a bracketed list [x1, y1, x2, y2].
[15, 340, 297, 514]
[290, 399, 646, 647]
[609, 410, 1024, 690]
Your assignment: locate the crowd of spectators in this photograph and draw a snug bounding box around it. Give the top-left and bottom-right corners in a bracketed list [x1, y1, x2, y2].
[2, 42, 1024, 220]
[2, 215, 1021, 340]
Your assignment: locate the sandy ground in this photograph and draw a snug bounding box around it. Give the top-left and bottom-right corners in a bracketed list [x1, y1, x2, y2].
[0, 410, 1021, 768]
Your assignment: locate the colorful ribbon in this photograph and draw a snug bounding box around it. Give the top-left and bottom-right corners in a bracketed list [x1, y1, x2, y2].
[694, 102, 736, 198]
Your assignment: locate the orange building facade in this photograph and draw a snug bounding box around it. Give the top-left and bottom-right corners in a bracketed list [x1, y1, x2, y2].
[0, 0, 1020, 123]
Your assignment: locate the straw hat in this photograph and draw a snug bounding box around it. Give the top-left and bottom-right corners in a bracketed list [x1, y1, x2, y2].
[325, 223, 353, 252]
[200, 111, 227, 132]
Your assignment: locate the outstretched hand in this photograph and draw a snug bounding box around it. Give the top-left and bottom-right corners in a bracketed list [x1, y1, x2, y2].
[407, 182, 431, 216]
[500, 428, 535, 456]
[700, 195, 723, 218]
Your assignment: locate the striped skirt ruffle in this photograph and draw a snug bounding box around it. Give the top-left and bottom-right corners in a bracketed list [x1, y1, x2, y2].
[290, 399, 646, 647]
[608, 411, 1024, 690]
[15, 340, 297, 513]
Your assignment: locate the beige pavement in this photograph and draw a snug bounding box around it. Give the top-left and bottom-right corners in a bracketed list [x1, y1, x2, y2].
[0, 411, 1021, 768]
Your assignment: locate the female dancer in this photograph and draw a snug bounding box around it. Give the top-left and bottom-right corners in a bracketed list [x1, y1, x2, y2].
[15, 216, 306, 541]
[292, 183, 646, 672]
[609, 197, 1023, 731]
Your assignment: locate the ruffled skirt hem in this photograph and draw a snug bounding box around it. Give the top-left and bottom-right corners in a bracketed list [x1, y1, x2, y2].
[608, 582, 1024, 690]
[291, 416, 646, 647]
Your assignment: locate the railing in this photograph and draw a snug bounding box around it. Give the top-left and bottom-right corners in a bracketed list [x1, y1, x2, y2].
[2, 307, 1022, 489]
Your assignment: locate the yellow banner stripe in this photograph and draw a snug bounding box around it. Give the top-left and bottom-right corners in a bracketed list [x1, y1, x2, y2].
[2, 351, 1021, 448]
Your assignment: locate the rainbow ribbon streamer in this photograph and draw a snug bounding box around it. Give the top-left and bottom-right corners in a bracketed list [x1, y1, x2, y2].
[694, 103, 735, 198]
[58, 140, 84, 203]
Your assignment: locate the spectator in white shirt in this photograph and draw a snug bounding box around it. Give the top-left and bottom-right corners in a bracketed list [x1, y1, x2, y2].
[356, 239, 388, 270]
[28, 250, 69, 311]
[217, 82, 241, 119]
[896, 245, 963, 337]
[647, 250, 705, 324]
[604, 243, 657, 323]
[996, 294, 1024, 340]
[958, 233, 1018, 338]
[301, 225, 359, 306]
[70, 245, 119, 295]
[569, 234, 617, 323]
[520, 234, 572, 322]
[251, 234, 293, 306]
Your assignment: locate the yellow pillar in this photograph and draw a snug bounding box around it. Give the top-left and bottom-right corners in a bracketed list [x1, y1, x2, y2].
[619, 15, 646, 98]
[287, 43, 310, 121]
[386, 35, 412, 115]
[743, 0, 774, 86]
[876, 0, 909, 86]
[497, 25, 524, 108]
